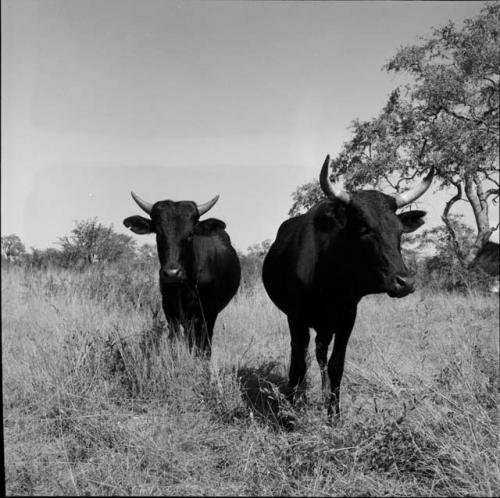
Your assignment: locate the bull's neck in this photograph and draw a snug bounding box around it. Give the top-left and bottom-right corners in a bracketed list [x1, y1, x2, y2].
[316, 233, 366, 300]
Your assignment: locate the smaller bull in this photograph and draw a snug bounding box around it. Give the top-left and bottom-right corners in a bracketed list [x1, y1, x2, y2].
[124, 192, 241, 356]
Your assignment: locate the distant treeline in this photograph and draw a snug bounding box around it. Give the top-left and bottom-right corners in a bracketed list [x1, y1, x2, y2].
[1, 215, 497, 294]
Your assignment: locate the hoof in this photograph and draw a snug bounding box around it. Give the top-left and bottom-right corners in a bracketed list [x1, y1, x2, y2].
[279, 414, 297, 431]
[327, 409, 341, 426]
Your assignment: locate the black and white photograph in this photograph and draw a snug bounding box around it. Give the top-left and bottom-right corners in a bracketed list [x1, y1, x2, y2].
[2, 0, 499, 495]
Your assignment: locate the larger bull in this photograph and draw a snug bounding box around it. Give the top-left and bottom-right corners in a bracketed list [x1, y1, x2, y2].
[124, 192, 241, 356]
[262, 155, 434, 418]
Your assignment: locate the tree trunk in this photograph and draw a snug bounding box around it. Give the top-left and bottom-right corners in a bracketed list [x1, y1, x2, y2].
[463, 173, 493, 264]
[441, 183, 466, 266]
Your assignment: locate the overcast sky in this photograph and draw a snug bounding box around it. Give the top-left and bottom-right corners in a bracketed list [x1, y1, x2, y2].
[2, 0, 496, 252]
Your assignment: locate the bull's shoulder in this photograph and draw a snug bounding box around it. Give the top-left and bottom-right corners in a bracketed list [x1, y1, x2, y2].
[309, 200, 346, 228]
[195, 218, 227, 235]
[274, 200, 342, 241]
[275, 213, 307, 239]
[195, 218, 234, 246]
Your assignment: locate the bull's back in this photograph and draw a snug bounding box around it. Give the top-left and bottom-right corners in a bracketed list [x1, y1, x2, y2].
[263, 214, 317, 316]
[262, 242, 287, 312]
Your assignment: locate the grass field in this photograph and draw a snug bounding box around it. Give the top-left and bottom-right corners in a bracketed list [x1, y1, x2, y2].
[3, 263, 499, 496]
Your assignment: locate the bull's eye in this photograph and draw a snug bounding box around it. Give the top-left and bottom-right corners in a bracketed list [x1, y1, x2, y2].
[358, 226, 371, 237]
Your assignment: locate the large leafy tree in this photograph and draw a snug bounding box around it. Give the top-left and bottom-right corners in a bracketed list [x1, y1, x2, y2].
[237, 239, 273, 290]
[290, 3, 499, 265]
[406, 215, 497, 292]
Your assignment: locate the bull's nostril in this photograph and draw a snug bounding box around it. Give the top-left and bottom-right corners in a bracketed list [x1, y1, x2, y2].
[394, 275, 415, 290]
[395, 276, 407, 287]
[162, 267, 182, 278]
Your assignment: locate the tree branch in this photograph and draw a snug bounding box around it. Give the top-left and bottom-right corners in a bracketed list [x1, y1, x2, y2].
[441, 103, 498, 133]
[394, 169, 420, 191]
[482, 76, 499, 86]
[464, 174, 494, 264]
[441, 182, 466, 267]
[484, 173, 500, 188]
[382, 174, 397, 190]
[417, 139, 428, 163]
[485, 188, 500, 200]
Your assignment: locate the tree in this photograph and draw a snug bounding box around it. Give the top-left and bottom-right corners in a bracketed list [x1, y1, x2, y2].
[137, 243, 157, 262]
[58, 218, 136, 266]
[246, 239, 272, 259]
[238, 239, 272, 290]
[290, 3, 499, 264]
[1, 234, 26, 262]
[406, 214, 476, 270]
[407, 215, 490, 291]
[23, 247, 66, 270]
[289, 181, 325, 217]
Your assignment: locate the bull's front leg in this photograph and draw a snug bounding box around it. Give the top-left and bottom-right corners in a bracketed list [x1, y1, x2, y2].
[326, 307, 356, 421]
[315, 332, 333, 406]
[193, 313, 216, 358]
[162, 288, 184, 341]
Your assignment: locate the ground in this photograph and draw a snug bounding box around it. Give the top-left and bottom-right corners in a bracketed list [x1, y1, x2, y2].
[3, 264, 499, 496]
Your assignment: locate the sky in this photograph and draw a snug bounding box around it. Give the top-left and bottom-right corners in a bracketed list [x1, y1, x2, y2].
[2, 0, 497, 253]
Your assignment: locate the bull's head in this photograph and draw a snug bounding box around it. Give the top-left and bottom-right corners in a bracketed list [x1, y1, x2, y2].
[123, 193, 219, 284]
[319, 155, 433, 297]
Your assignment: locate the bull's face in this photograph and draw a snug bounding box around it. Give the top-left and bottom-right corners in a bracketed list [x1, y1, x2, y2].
[152, 201, 198, 283]
[346, 192, 426, 297]
[123, 193, 219, 284]
[318, 155, 433, 298]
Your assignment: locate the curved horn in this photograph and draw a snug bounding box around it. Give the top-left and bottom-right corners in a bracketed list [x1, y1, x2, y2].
[131, 191, 153, 215]
[319, 154, 351, 204]
[197, 195, 219, 216]
[393, 168, 434, 208]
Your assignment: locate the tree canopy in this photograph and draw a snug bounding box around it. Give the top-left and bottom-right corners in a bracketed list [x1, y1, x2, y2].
[58, 218, 136, 266]
[290, 3, 499, 264]
[1, 234, 26, 262]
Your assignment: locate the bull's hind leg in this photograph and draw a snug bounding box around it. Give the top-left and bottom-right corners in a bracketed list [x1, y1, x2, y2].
[287, 316, 310, 405]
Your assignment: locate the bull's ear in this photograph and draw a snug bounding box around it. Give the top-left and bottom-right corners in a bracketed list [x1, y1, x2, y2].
[123, 216, 153, 234]
[399, 210, 426, 233]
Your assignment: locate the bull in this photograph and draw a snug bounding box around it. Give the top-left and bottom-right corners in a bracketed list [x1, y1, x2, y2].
[124, 192, 241, 356]
[470, 241, 500, 293]
[262, 155, 433, 418]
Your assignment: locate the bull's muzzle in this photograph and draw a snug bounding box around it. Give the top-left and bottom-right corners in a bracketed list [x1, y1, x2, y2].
[386, 274, 415, 298]
[160, 266, 186, 283]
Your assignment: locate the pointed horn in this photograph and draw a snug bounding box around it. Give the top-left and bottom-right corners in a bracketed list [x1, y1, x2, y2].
[319, 154, 351, 204]
[197, 195, 219, 216]
[131, 191, 153, 215]
[393, 168, 434, 208]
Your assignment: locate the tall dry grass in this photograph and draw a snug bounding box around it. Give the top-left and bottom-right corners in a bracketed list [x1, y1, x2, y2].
[3, 263, 499, 496]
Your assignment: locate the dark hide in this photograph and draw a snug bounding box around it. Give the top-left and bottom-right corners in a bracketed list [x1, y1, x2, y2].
[470, 241, 499, 276]
[470, 241, 500, 293]
[262, 190, 427, 418]
[124, 200, 240, 356]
